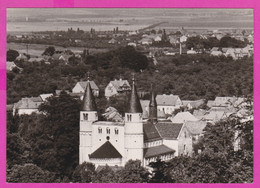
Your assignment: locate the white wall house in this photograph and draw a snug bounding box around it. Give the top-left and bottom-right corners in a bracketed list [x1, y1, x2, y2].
[104, 79, 131, 98]
[13, 97, 43, 115]
[156, 94, 182, 115]
[72, 81, 99, 97]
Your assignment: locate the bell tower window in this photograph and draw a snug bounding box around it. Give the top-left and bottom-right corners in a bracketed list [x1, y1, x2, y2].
[98, 127, 102, 134]
[115, 128, 119, 134]
[106, 127, 110, 134]
[83, 113, 88, 120]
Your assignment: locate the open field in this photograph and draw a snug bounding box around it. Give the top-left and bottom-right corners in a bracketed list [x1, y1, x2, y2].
[7, 42, 109, 56]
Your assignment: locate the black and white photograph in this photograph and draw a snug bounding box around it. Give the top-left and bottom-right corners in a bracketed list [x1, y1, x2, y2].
[6, 8, 253, 183]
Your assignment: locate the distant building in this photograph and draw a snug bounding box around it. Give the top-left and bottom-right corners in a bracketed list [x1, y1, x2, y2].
[52, 53, 71, 63]
[127, 42, 137, 47]
[187, 48, 197, 55]
[211, 96, 245, 112]
[28, 57, 45, 63]
[180, 35, 188, 43]
[156, 94, 182, 114]
[6, 61, 21, 72]
[182, 99, 204, 110]
[139, 38, 153, 45]
[105, 78, 131, 98]
[108, 38, 117, 44]
[72, 81, 99, 97]
[184, 121, 207, 142]
[171, 112, 199, 124]
[201, 111, 230, 123]
[16, 53, 28, 61]
[13, 97, 43, 115]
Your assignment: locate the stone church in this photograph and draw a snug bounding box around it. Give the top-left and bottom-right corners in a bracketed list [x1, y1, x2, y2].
[79, 77, 192, 167]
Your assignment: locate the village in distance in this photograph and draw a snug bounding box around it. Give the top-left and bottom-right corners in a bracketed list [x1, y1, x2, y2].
[6, 8, 253, 183]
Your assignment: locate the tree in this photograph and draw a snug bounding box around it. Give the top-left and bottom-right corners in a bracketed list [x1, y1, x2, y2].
[72, 162, 96, 183]
[42, 46, 56, 56]
[117, 160, 150, 183]
[92, 165, 118, 183]
[38, 91, 80, 178]
[7, 164, 55, 183]
[7, 133, 31, 168]
[7, 49, 19, 61]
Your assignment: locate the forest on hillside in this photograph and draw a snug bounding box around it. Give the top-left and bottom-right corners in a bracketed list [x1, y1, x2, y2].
[7, 46, 253, 105]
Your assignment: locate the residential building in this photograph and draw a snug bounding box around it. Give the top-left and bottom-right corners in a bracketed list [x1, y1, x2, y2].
[72, 81, 99, 97]
[104, 78, 131, 98]
[171, 112, 199, 124]
[156, 94, 182, 114]
[13, 97, 43, 115]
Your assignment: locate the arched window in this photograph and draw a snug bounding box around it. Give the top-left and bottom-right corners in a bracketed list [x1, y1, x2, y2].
[83, 113, 88, 120]
[129, 114, 132, 121]
[106, 127, 110, 134]
[98, 127, 102, 134]
[115, 128, 119, 134]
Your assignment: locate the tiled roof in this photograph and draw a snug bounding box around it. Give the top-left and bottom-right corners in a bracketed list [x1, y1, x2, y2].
[182, 99, 204, 108]
[40, 94, 53, 101]
[171, 112, 198, 123]
[78, 81, 99, 90]
[144, 145, 175, 158]
[143, 121, 161, 142]
[203, 111, 226, 121]
[156, 94, 180, 106]
[102, 107, 123, 122]
[184, 121, 207, 135]
[89, 141, 122, 159]
[207, 100, 214, 108]
[14, 98, 43, 109]
[155, 122, 183, 140]
[110, 80, 131, 91]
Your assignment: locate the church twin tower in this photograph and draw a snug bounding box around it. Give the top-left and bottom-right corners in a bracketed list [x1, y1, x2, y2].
[79, 77, 149, 166]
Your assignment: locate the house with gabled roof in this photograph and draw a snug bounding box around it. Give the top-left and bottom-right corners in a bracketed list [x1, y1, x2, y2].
[105, 78, 131, 98]
[184, 121, 207, 142]
[13, 97, 43, 115]
[171, 111, 199, 123]
[156, 94, 182, 115]
[72, 81, 99, 97]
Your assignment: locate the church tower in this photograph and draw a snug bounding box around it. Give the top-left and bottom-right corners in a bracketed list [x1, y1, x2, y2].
[149, 84, 157, 123]
[124, 76, 144, 164]
[79, 76, 98, 164]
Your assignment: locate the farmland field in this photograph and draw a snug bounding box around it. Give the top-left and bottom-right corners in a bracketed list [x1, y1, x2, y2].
[7, 42, 109, 56]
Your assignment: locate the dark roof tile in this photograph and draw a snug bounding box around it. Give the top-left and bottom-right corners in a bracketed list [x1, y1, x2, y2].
[144, 145, 175, 158]
[89, 141, 122, 159]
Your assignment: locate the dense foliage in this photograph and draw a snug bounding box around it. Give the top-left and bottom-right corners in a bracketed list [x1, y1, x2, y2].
[7, 46, 253, 104]
[7, 49, 19, 61]
[7, 92, 80, 181]
[186, 35, 249, 50]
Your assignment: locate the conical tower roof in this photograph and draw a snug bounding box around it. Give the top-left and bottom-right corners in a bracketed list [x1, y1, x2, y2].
[82, 76, 97, 111]
[126, 76, 142, 113]
[149, 84, 157, 123]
